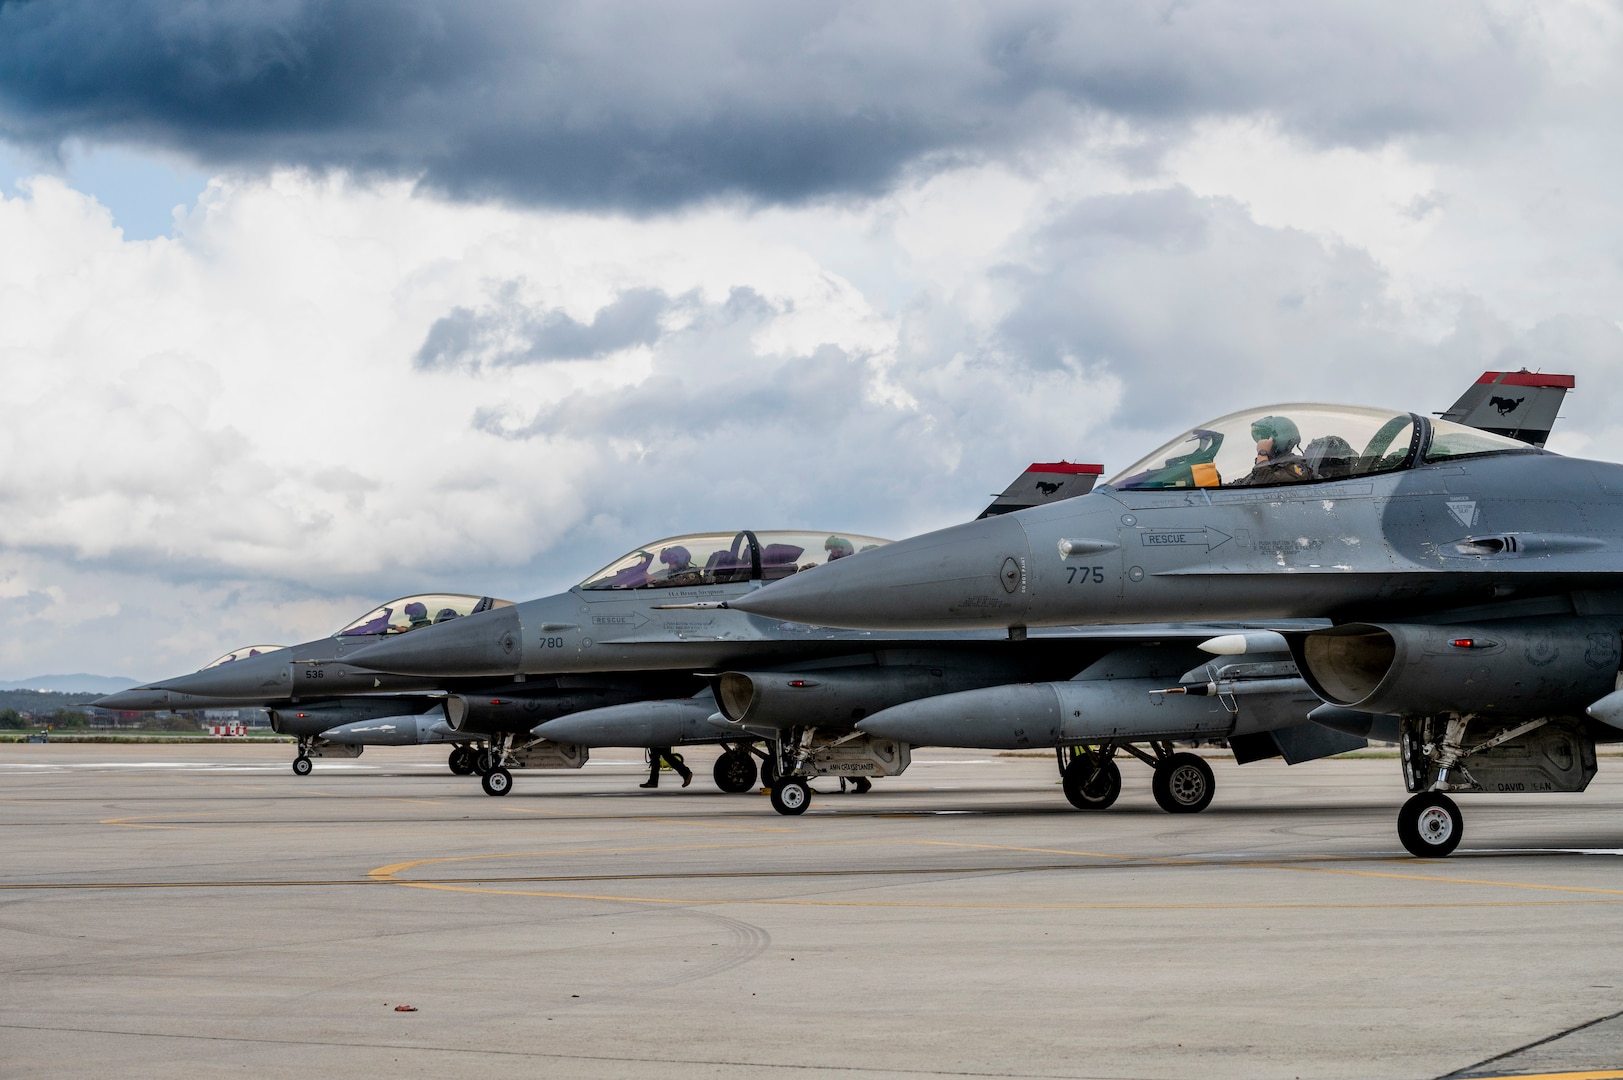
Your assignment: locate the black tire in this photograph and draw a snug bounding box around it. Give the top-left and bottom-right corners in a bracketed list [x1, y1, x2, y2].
[1151, 752, 1215, 814]
[448, 747, 474, 776]
[292, 755, 313, 777]
[769, 777, 811, 816]
[759, 753, 780, 787]
[1062, 756, 1121, 810]
[473, 748, 496, 775]
[1398, 792, 1463, 858]
[848, 776, 873, 794]
[481, 767, 513, 797]
[712, 750, 758, 793]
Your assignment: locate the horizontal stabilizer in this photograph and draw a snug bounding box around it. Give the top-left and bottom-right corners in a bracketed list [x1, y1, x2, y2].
[979, 461, 1102, 519]
[1438, 370, 1573, 448]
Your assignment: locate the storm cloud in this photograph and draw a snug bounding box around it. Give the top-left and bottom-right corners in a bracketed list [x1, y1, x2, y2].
[0, 0, 1550, 211]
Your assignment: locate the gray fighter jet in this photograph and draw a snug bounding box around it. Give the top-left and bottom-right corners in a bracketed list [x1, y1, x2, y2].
[94, 594, 697, 776]
[730, 376, 1615, 855]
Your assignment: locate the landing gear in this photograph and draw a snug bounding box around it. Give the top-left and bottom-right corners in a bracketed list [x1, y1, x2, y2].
[291, 755, 313, 777]
[473, 747, 497, 775]
[842, 776, 873, 794]
[1062, 753, 1121, 810]
[1152, 752, 1215, 814]
[758, 752, 780, 788]
[1398, 792, 1462, 858]
[770, 776, 811, 816]
[481, 767, 513, 797]
[448, 745, 476, 776]
[713, 749, 759, 793]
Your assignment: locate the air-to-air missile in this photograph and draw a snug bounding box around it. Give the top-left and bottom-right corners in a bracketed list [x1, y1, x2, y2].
[730, 375, 1620, 856]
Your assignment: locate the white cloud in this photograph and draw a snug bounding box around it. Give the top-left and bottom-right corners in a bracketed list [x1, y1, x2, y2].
[7, 42, 1623, 680]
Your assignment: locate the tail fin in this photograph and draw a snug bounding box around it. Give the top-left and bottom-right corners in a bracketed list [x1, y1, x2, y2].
[1437, 370, 1573, 447]
[978, 461, 1103, 519]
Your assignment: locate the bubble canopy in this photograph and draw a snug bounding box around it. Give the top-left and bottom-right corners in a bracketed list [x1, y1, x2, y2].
[1106, 404, 1532, 492]
[335, 595, 513, 637]
[579, 531, 891, 591]
[201, 645, 288, 670]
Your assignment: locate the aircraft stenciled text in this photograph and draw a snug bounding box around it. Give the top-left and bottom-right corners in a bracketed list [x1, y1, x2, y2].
[1064, 566, 1106, 584]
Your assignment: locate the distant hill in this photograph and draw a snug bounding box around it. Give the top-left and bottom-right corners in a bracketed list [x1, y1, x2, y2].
[0, 674, 141, 694]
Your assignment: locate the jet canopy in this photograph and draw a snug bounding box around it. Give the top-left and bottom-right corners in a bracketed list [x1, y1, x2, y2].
[201, 645, 287, 670]
[579, 530, 891, 591]
[335, 595, 513, 637]
[1107, 404, 1532, 492]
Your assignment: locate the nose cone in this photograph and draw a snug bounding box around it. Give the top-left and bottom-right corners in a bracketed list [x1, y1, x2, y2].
[730, 515, 1034, 630]
[92, 686, 178, 711]
[345, 605, 523, 677]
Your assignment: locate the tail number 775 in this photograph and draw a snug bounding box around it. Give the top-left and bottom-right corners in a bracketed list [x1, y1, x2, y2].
[1066, 566, 1106, 584]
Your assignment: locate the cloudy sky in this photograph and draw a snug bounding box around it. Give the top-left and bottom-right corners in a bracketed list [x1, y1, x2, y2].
[2, 0, 1622, 681]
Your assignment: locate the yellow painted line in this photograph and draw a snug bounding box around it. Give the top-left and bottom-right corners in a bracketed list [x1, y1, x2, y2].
[374, 879, 1623, 910]
[910, 839, 1623, 899]
[1475, 1071, 1623, 1079]
[367, 839, 877, 880]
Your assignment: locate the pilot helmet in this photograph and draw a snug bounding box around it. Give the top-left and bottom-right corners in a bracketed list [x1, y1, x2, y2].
[659, 545, 692, 569]
[824, 536, 855, 560]
[404, 601, 430, 624]
[1250, 415, 1301, 456]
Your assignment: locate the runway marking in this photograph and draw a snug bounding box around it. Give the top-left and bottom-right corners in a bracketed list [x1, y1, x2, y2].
[363, 848, 1623, 909]
[911, 839, 1623, 898]
[0, 1021, 1112, 1076]
[496, 806, 797, 833]
[1463, 1072, 1623, 1079]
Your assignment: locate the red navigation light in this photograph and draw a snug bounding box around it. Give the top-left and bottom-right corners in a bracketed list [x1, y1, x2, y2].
[1450, 638, 1475, 649]
[788, 680, 808, 688]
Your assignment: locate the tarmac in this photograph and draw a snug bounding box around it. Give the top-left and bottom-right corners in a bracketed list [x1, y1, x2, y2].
[2, 741, 1622, 1080]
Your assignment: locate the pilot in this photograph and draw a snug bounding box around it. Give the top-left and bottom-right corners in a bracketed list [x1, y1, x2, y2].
[824, 536, 855, 561]
[653, 545, 700, 586]
[403, 601, 433, 630]
[1233, 415, 1312, 486]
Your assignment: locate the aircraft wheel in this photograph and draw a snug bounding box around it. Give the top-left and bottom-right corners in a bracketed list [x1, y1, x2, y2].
[759, 754, 780, 787]
[481, 767, 513, 797]
[848, 776, 873, 794]
[291, 755, 313, 777]
[769, 777, 811, 816]
[1398, 792, 1462, 858]
[712, 750, 758, 793]
[448, 747, 475, 776]
[473, 748, 497, 775]
[1062, 756, 1121, 810]
[1151, 753, 1215, 814]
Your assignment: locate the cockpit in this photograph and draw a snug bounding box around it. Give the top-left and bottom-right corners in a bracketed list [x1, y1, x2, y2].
[1107, 404, 1534, 492]
[334, 595, 514, 637]
[578, 531, 891, 591]
[201, 645, 288, 670]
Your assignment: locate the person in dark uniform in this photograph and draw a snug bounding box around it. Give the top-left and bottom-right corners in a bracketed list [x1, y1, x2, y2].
[1233, 415, 1312, 486]
[640, 746, 693, 788]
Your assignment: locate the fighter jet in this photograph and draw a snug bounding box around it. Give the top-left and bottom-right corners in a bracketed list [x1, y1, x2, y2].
[342, 529, 1141, 806]
[93, 594, 696, 776]
[730, 377, 1616, 855]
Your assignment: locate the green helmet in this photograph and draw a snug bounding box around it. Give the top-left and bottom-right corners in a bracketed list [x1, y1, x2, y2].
[1250, 415, 1300, 456]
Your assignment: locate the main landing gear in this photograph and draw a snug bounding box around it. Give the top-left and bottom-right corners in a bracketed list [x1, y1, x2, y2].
[712, 746, 759, 793]
[1057, 743, 1216, 814]
[447, 744, 478, 776]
